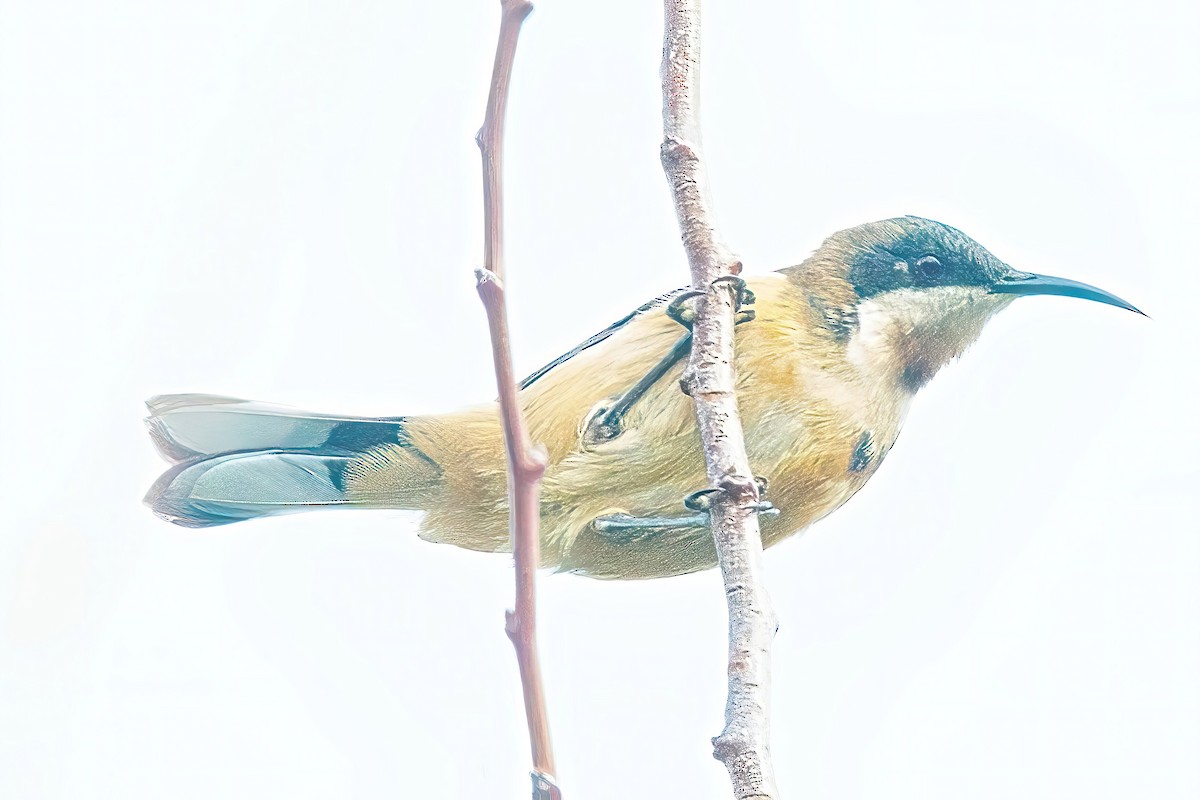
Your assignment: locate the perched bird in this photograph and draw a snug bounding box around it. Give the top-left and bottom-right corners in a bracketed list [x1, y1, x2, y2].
[145, 216, 1140, 579]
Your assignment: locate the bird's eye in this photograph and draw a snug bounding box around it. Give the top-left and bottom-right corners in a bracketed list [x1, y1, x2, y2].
[914, 255, 943, 280]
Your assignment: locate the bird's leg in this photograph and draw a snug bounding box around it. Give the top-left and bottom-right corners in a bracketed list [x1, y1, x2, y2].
[592, 476, 777, 543]
[584, 279, 756, 445]
[583, 333, 692, 444]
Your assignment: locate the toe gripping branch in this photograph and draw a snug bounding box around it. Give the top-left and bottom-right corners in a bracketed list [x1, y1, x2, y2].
[593, 477, 779, 541]
[583, 276, 757, 445]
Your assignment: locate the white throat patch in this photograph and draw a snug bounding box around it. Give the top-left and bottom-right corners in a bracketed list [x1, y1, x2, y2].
[846, 286, 1015, 391]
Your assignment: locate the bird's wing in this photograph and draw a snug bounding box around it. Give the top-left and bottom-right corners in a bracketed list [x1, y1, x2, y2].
[518, 288, 685, 390]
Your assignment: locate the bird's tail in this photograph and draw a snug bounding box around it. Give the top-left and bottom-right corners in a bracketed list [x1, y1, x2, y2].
[143, 394, 415, 528]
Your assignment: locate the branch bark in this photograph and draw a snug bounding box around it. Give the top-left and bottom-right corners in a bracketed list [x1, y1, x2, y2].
[660, 1, 780, 798]
[475, 2, 561, 798]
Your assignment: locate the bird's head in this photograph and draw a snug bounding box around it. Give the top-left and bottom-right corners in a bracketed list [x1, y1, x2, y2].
[786, 216, 1141, 392]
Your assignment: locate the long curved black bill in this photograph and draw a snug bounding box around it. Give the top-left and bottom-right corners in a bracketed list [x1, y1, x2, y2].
[990, 273, 1145, 316]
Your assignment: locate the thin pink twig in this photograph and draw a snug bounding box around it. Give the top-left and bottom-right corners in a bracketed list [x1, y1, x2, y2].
[474, 1, 561, 798]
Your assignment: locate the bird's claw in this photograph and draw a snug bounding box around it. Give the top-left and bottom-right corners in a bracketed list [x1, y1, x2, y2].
[683, 475, 770, 511]
[665, 276, 757, 331]
[665, 290, 706, 329]
[712, 274, 756, 310]
[682, 487, 720, 511]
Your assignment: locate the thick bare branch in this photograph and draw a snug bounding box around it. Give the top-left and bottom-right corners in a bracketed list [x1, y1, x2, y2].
[474, 2, 561, 798]
[660, 1, 780, 798]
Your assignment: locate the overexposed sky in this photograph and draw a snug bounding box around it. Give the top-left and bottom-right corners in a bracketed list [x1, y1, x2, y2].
[1, 1, 1197, 798]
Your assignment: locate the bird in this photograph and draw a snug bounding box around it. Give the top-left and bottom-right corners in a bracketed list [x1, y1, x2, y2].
[144, 216, 1141, 579]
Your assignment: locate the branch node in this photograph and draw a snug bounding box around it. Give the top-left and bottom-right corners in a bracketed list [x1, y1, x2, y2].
[660, 135, 698, 169]
[719, 474, 761, 505]
[475, 266, 502, 289]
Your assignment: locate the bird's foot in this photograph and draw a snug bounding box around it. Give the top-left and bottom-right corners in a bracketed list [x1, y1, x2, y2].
[592, 477, 777, 542]
[682, 474, 773, 513]
[665, 276, 757, 330]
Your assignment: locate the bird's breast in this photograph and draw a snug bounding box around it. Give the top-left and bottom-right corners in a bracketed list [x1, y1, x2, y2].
[731, 290, 908, 546]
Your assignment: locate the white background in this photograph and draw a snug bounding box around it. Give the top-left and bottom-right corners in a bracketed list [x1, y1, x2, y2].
[2, 1, 1197, 798]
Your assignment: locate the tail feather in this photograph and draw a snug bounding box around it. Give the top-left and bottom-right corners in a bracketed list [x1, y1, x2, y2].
[145, 394, 407, 463]
[146, 449, 358, 527]
[144, 394, 416, 528]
